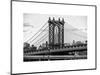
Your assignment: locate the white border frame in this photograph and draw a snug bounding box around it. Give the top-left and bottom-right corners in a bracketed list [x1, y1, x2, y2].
[11, 0, 97, 75]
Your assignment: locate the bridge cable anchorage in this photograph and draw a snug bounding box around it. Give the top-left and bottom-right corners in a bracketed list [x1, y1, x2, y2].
[26, 22, 48, 42]
[29, 25, 48, 43]
[27, 22, 48, 43]
[34, 35, 48, 46]
[29, 26, 49, 44]
[30, 26, 48, 43]
[32, 32, 48, 45]
[34, 34, 48, 46]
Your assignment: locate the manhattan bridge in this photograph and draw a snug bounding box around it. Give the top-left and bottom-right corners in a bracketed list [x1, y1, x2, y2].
[24, 17, 87, 61]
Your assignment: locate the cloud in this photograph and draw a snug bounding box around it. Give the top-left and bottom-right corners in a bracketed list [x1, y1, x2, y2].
[24, 23, 34, 28]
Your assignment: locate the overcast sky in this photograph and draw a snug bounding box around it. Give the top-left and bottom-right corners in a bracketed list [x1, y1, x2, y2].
[23, 13, 87, 46]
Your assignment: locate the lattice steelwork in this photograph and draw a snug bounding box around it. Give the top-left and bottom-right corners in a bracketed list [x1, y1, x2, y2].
[48, 17, 65, 49]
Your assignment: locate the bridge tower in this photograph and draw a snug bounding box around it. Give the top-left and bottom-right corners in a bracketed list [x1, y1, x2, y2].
[48, 17, 65, 49]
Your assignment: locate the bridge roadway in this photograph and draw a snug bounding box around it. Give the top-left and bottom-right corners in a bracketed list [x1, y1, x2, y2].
[24, 55, 87, 61]
[25, 46, 87, 55]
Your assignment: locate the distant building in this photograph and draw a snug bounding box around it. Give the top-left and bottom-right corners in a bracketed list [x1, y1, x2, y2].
[76, 41, 82, 44]
[73, 40, 75, 44]
[38, 45, 42, 50]
[64, 43, 70, 46]
[24, 42, 30, 49]
[85, 40, 87, 44]
[30, 45, 37, 50]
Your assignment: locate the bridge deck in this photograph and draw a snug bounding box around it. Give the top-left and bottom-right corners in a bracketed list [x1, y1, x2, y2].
[25, 46, 87, 55]
[24, 55, 87, 61]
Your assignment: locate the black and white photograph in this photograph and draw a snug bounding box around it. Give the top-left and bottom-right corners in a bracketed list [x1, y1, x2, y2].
[23, 14, 87, 62]
[11, 0, 96, 74]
